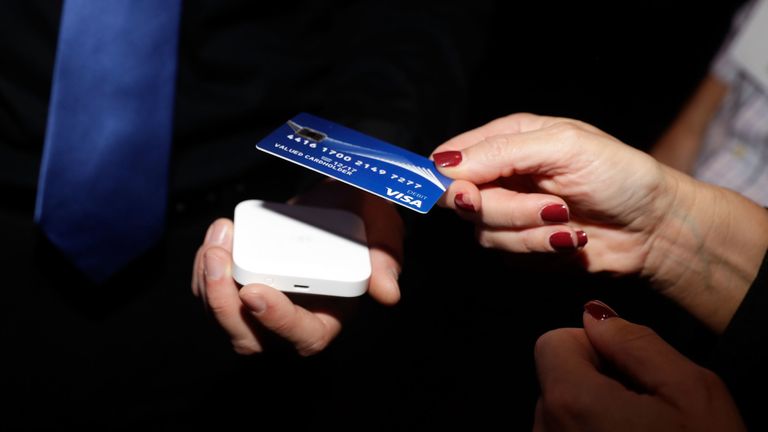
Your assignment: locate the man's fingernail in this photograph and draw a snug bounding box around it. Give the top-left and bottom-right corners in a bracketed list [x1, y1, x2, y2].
[454, 193, 476, 212]
[584, 300, 618, 320]
[540, 204, 569, 223]
[204, 223, 216, 243]
[241, 291, 267, 315]
[204, 252, 226, 281]
[433, 151, 462, 167]
[211, 222, 229, 246]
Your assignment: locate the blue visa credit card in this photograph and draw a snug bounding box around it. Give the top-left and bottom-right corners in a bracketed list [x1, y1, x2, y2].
[255, 113, 453, 213]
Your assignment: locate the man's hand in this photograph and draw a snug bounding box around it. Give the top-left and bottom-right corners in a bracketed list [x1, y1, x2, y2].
[191, 180, 403, 355]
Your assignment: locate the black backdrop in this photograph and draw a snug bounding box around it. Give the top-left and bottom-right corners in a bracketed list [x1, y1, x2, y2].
[469, 2, 744, 150]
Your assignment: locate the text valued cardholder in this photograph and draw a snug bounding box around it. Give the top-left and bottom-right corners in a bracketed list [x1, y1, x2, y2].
[255, 113, 453, 213]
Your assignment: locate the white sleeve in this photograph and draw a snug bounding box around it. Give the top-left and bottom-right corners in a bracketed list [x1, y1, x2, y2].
[710, 0, 760, 84]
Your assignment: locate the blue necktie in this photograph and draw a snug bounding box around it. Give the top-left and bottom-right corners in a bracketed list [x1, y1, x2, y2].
[35, 0, 182, 282]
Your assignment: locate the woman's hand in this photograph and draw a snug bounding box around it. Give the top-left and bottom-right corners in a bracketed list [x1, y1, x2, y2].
[432, 113, 768, 332]
[534, 301, 746, 432]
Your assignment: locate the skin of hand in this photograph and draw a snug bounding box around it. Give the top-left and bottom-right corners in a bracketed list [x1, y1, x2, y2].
[432, 113, 768, 332]
[191, 179, 403, 356]
[650, 74, 729, 173]
[533, 300, 746, 432]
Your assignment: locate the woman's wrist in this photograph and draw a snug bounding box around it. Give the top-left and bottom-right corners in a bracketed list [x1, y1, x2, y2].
[643, 167, 768, 333]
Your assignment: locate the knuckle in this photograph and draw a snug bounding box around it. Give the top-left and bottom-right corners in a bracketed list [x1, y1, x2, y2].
[540, 387, 585, 420]
[231, 338, 262, 356]
[475, 229, 495, 249]
[549, 121, 586, 144]
[535, 328, 584, 362]
[611, 325, 666, 361]
[697, 367, 724, 387]
[296, 334, 330, 357]
[695, 367, 727, 395]
[205, 296, 230, 317]
[534, 330, 558, 357]
[616, 324, 657, 348]
[268, 312, 296, 337]
[521, 231, 539, 252]
[202, 284, 227, 311]
[496, 201, 524, 228]
[477, 135, 510, 163]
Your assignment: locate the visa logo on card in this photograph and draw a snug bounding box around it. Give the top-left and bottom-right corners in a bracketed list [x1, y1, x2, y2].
[255, 113, 453, 213]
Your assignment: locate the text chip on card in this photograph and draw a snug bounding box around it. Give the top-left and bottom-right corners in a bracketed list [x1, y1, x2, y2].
[255, 113, 453, 213]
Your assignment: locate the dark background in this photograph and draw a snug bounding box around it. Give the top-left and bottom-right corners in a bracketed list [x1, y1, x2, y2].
[2, 1, 749, 429]
[469, 2, 745, 149]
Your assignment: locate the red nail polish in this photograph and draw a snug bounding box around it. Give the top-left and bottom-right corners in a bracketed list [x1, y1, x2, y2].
[540, 204, 569, 223]
[576, 230, 588, 247]
[584, 300, 618, 320]
[433, 151, 462, 167]
[549, 231, 575, 251]
[454, 193, 476, 212]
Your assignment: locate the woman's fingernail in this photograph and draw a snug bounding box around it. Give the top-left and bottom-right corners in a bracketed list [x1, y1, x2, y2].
[204, 252, 226, 281]
[241, 291, 267, 315]
[549, 231, 576, 251]
[454, 193, 476, 212]
[433, 151, 462, 167]
[576, 230, 588, 247]
[540, 204, 569, 223]
[584, 300, 618, 320]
